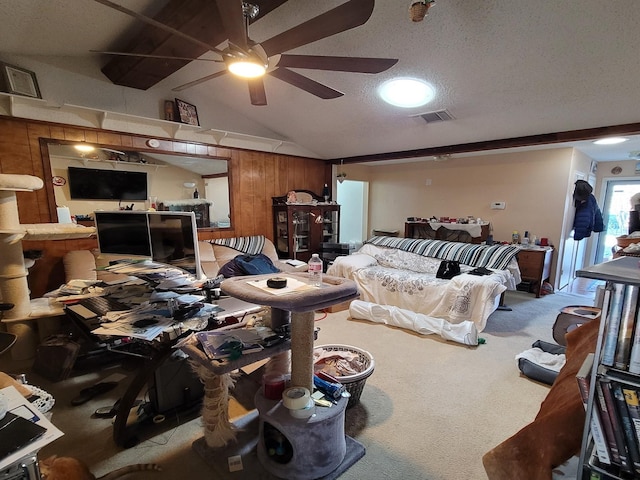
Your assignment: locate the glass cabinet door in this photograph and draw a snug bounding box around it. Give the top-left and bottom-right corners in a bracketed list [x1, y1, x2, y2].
[322, 209, 339, 243]
[292, 209, 310, 254]
[275, 209, 289, 254]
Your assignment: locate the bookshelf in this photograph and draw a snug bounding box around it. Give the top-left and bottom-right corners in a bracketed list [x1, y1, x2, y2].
[576, 256, 640, 479]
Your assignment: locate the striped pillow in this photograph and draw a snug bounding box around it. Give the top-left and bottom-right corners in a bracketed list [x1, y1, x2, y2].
[210, 235, 265, 256]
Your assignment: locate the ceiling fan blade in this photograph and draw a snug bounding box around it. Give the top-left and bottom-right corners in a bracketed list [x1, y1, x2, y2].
[260, 0, 375, 56]
[248, 78, 267, 106]
[215, 0, 248, 51]
[92, 0, 226, 57]
[277, 54, 398, 73]
[91, 50, 222, 63]
[172, 70, 228, 92]
[268, 68, 343, 99]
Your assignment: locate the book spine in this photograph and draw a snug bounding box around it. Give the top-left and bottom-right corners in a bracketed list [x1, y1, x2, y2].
[603, 283, 626, 367]
[595, 379, 624, 468]
[628, 299, 640, 374]
[611, 381, 640, 473]
[576, 354, 611, 465]
[615, 285, 639, 370]
[622, 386, 640, 451]
[599, 378, 633, 473]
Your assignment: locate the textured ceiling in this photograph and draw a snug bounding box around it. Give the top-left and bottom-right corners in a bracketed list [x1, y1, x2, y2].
[2, 0, 640, 163]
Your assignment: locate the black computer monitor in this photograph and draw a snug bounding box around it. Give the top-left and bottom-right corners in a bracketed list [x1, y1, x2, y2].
[94, 210, 203, 279]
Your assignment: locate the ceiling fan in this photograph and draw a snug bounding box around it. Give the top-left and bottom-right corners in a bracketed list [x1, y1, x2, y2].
[92, 0, 398, 106]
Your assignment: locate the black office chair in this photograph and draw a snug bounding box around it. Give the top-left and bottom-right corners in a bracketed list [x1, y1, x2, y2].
[0, 303, 17, 355]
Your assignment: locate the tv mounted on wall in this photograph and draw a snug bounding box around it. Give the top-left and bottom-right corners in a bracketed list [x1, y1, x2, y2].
[68, 166, 148, 201]
[94, 210, 203, 279]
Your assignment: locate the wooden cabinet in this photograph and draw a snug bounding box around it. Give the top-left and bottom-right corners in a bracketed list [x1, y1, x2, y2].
[273, 191, 340, 263]
[517, 247, 554, 297]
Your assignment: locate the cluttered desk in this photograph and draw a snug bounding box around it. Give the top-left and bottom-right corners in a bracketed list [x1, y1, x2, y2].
[51, 259, 269, 447]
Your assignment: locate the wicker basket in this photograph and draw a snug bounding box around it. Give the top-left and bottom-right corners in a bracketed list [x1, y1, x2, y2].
[314, 344, 375, 408]
[616, 236, 640, 248]
[409, 1, 433, 22]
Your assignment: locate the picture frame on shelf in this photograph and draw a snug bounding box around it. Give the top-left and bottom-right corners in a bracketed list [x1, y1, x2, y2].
[175, 98, 199, 126]
[163, 100, 176, 121]
[0, 62, 41, 98]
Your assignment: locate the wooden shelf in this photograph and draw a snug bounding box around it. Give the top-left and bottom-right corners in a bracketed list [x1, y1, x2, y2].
[0, 93, 316, 157]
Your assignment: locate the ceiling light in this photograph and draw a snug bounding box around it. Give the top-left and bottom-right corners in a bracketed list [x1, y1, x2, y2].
[74, 143, 95, 153]
[227, 58, 266, 78]
[593, 137, 628, 145]
[379, 78, 435, 108]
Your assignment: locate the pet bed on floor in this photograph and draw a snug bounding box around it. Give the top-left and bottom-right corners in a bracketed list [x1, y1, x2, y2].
[516, 340, 567, 386]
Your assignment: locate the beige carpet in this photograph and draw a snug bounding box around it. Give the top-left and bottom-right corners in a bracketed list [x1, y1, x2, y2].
[2, 289, 593, 480]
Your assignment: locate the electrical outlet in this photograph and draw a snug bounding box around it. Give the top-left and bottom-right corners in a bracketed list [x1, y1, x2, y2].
[490, 201, 506, 210]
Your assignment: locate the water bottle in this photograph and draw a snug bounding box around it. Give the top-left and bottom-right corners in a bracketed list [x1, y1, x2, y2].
[308, 253, 323, 286]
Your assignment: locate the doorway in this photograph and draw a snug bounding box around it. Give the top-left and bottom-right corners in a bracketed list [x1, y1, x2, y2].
[595, 179, 640, 264]
[336, 179, 368, 246]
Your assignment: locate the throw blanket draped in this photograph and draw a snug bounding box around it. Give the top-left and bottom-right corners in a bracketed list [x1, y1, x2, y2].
[210, 235, 265, 255]
[364, 236, 520, 270]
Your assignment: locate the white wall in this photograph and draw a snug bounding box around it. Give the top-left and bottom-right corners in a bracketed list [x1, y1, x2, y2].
[363, 149, 573, 245]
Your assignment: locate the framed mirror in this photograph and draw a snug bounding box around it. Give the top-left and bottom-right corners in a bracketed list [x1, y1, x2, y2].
[42, 140, 232, 230]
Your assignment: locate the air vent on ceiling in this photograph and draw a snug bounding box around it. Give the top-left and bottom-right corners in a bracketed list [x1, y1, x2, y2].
[419, 109, 454, 123]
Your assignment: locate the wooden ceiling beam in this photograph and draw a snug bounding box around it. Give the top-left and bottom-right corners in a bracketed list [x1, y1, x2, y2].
[331, 123, 640, 164]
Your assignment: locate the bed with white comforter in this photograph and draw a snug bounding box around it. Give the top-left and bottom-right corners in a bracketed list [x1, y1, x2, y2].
[327, 237, 521, 332]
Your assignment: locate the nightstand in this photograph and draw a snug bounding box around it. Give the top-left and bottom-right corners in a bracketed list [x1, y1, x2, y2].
[516, 247, 554, 298]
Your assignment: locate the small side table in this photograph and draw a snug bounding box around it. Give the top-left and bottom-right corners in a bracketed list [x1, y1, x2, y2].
[517, 247, 554, 298]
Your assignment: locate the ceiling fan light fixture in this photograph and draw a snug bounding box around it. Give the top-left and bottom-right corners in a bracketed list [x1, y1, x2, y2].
[379, 78, 435, 108]
[227, 58, 267, 78]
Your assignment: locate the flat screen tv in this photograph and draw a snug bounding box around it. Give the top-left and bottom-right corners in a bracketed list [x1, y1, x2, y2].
[94, 210, 203, 279]
[68, 166, 148, 201]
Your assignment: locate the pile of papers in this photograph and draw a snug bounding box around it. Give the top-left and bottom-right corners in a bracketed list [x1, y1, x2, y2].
[92, 293, 212, 341]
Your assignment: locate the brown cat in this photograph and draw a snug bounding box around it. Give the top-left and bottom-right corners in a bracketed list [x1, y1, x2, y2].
[39, 455, 161, 480]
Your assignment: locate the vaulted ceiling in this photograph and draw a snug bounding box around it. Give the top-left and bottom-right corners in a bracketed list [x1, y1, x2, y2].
[2, 0, 640, 163]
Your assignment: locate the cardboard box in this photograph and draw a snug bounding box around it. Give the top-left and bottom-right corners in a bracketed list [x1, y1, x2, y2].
[324, 299, 353, 313]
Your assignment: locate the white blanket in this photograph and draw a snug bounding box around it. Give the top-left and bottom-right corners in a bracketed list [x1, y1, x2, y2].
[328, 244, 516, 332]
[349, 300, 479, 346]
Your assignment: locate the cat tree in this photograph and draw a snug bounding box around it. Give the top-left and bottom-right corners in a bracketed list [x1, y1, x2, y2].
[0, 173, 95, 360]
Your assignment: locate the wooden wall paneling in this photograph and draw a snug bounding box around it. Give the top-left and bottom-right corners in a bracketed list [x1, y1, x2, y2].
[250, 150, 269, 239]
[235, 151, 258, 237]
[0, 119, 30, 174]
[62, 126, 90, 142]
[274, 155, 289, 198]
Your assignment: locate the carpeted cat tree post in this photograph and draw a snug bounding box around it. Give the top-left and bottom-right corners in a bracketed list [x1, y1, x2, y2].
[0, 173, 95, 360]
